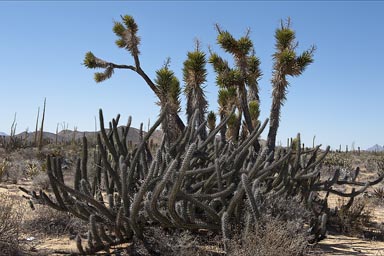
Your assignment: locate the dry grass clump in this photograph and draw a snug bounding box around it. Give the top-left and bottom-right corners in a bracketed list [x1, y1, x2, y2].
[228, 216, 308, 256]
[225, 194, 310, 256]
[0, 158, 10, 182]
[31, 171, 50, 190]
[23, 204, 86, 237]
[329, 197, 372, 234]
[0, 193, 23, 255]
[133, 227, 220, 256]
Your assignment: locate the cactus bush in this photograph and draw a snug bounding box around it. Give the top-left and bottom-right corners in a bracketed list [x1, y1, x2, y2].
[20, 108, 384, 254]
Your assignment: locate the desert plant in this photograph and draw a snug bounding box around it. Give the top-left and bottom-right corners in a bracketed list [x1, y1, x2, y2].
[23, 204, 85, 237]
[38, 98, 46, 151]
[328, 197, 372, 234]
[0, 158, 10, 182]
[183, 41, 208, 140]
[228, 216, 308, 256]
[83, 15, 186, 139]
[0, 193, 23, 255]
[155, 63, 183, 145]
[25, 159, 41, 178]
[266, 18, 316, 153]
[207, 111, 216, 133]
[209, 26, 262, 143]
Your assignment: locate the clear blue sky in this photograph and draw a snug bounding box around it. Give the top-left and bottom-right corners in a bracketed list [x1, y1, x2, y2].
[1, 1, 383, 150]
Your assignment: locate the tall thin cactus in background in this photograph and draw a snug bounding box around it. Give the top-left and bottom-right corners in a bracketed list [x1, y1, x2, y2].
[34, 107, 40, 146]
[267, 18, 315, 154]
[38, 98, 46, 151]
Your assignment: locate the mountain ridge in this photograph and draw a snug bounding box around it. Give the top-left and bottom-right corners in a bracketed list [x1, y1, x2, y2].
[366, 144, 384, 152]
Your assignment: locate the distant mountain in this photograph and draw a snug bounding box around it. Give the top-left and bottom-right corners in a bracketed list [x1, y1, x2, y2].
[366, 144, 384, 152]
[0, 132, 8, 136]
[11, 127, 163, 146]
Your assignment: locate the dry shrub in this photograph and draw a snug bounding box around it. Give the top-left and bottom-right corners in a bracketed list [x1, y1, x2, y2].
[229, 216, 308, 256]
[372, 186, 384, 200]
[330, 197, 372, 234]
[0, 158, 10, 181]
[133, 227, 219, 256]
[23, 204, 86, 237]
[32, 171, 50, 190]
[0, 193, 23, 255]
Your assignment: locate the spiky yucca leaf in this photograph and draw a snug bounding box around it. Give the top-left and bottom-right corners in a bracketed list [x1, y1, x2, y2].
[122, 15, 138, 34]
[294, 46, 316, 74]
[183, 47, 208, 132]
[83, 52, 109, 69]
[237, 36, 253, 56]
[278, 49, 296, 66]
[217, 31, 238, 54]
[209, 53, 229, 73]
[216, 69, 242, 88]
[112, 15, 141, 56]
[218, 87, 237, 114]
[207, 111, 216, 132]
[249, 101, 260, 121]
[113, 21, 125, 37]
[183, 50, 207, 92]
[155, 67, 181, 112]
[94, 66, 114, 83]
[275, 28, 296, 51]
[247, 55, 262, 78]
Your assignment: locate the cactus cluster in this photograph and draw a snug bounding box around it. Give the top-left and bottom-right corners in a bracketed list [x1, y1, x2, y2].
[19, 107, 384, 255]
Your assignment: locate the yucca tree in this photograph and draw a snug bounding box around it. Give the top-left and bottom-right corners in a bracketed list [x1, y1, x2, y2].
[183, 41, 208, 139]
[207, 111, 216, 134]
[217, 87, 237, 143]
[267, 19, 315, 153]
[209, 26, 262, 142]
[155, 64, 182, 145]
[83, 15, 185, 136]
[249, 100, 260, 128]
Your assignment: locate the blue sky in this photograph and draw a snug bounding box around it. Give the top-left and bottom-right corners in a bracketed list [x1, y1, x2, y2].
[0, 1, 383, 150]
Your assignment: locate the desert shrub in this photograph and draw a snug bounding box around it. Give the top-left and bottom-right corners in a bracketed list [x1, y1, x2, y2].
[25, 159, 41, 178]
[329, 197, 372, 234]
[0, 193, 23, 255]
[32, 171, 50, 190]
[0, 158, 10, 182]
[228, 216, 308, 256]
[135, 227, 219, 256]
[372, 186, 384, 200]
[6, 161, 23, 184]
[23, 205, 86, 237]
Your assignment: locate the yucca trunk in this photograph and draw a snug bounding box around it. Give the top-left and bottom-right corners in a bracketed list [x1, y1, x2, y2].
[220, 113, 227, 144]
[267, 74, 287, 153]
[160, 106, 181, 146]
[186, 87, 207, 140]
[239, 87, 253, 133]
